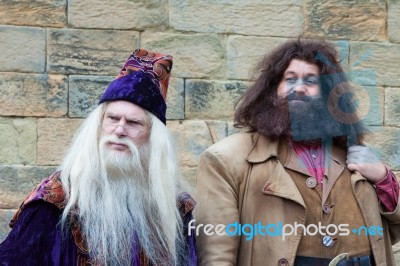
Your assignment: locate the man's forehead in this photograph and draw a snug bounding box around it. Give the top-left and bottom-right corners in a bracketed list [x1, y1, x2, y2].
[104, 102, 147, 120]
[284, 59, 320, 75]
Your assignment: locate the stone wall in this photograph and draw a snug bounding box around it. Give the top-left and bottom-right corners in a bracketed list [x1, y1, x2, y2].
[0, 0, 399, 262]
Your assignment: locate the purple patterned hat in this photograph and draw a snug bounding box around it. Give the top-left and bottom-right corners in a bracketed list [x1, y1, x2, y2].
[99, 49, 173, 124]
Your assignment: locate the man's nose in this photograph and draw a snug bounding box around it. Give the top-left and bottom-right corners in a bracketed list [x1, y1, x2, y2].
[114, 121, 128, 137]
[293, 82, 306, 94]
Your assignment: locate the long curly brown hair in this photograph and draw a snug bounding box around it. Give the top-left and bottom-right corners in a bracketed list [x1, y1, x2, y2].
[234, 37, 365, 149]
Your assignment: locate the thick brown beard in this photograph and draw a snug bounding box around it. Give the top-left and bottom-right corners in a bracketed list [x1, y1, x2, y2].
[255, 96, 349, 144]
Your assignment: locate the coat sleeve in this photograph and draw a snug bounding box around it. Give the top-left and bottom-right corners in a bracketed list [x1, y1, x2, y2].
[0, 201, 63, 266]
[195, 148, 240, 266]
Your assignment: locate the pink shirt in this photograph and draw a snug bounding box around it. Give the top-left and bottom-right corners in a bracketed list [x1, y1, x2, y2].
[292, 141, 399, 212]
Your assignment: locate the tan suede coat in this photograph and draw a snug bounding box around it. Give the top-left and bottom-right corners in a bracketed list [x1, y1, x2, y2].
[195, 132, 400, 266]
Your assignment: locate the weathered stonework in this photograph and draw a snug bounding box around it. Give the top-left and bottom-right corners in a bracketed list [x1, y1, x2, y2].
[350, 42, 400, 87]
[385, 87, 400, 127]
[166, 78, 185, 120]
[37, 118, 83, 166]
[388, 0, 400, 43]
[185, 80, 248, 120]
[227, 36, 289, 80]
[304, 0, 386, 41]
[0, 117, 36, 165]
[69, 75, 114, 117]
[0, 209, 16, 243]
[141, 32, 225, 79]
[0, 73, 68, 117]
[0, 165, 56, 209]
[0, 26, 45, 73]
[47, 29, 139, 75]
[68, 0, 167, 30]
[0, 0, 65, 27]
[167, 120, 227, 168]
[351, 86, 384, 126]
[364, 127, 400, 171]
[170, 0, 302, 37]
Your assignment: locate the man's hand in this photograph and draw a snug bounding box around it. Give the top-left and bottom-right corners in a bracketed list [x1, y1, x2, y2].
[347, 145, 387, 183]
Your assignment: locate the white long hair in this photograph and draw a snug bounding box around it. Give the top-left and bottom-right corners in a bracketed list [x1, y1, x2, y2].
[59, 103, 186, 265]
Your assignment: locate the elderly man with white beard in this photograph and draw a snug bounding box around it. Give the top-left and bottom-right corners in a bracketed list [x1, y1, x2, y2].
[0, 49, 197, 266]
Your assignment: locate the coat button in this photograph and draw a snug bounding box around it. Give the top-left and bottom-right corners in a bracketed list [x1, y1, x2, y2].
[278, 258, 289, 266]
[323, 204, 331, 214]
[323, 235, 335, 247]
[306, 177, 317, 188]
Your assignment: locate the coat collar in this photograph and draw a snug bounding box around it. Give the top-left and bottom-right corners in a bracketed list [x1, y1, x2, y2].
[246, 133, 350, 207]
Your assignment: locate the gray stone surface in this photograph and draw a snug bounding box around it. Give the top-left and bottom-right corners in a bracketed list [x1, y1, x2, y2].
[304, 0, 386, 41]
[141, 32, 225, 79]
[0, 209, 16, 243]
[385, 88, 400, 127]
[168, 120, 227, 168]
[170, 0, 302, 37]
[365, 127, 400, 171]
[0, 0, 65, 27]
[166, 78, 184, 120]
[227, 36, 289, 80]
[0, 117, 36, 165]
[350, 42, 400, 87]
[0, 165, 56, 208]
[0, 73, 68, 117]
[37, 118, 83, 166]
[47, 29, 139, 75]
[0, 26, 45, 72]
[388, 0, 400, 43]
[68, 0, 167, 30]
[69, 75, 114, 117]
[185, 79, 248, 120]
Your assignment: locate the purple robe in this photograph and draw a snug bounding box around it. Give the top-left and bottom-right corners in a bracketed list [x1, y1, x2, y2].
[0, 174, 197, 265]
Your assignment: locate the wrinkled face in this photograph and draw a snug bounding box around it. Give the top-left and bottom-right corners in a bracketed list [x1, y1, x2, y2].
[101, 101, 151, 151]
[277, 59, 321, 99]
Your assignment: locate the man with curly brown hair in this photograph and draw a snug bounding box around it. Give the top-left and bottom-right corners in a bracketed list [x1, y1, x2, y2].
[195, 38, 400, 266]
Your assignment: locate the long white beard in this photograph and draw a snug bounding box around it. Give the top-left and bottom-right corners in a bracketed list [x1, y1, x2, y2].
[77, 135, 164, 265]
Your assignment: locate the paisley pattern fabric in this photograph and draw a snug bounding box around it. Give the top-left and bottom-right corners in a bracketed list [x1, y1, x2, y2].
[2, 172, 197, 265]
[117, 49, 173, 100]
[98, 49, 173, 124]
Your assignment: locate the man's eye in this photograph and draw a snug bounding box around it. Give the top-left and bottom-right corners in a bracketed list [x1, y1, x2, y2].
[304, 78, 319, 85]
[285, 78, 297, 84]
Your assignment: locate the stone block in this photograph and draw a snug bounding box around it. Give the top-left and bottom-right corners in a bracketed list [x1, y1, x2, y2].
[385, 88, 400, 127]
[388, 0, 400, 43]
[167, 120, 227, 168]
[185, 79, 248, 120]
[170, 0, 302, 37]
[0, 209, 16, 243]
[141, 32, 224, 78]
[364, 127, 400, 171]
[37, 118, 83, 165]
[0, 165, 56, 208]
[68, 0, 167, 29]
[0, 117, 36, 165]
[349, 85, 383, 126]
[0, 73, 68, 117]
[0, 26, 45, 72]
[47, 29, 139, 75]
[69, 75, 114, 117]
[166, 78, 184, 120]
[0, 0, 65, 27]
[227, 36, 289, 80]
[180, 166, 197, 188]
[304, 0, 386, 41]
[350, 42, 400, 87]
